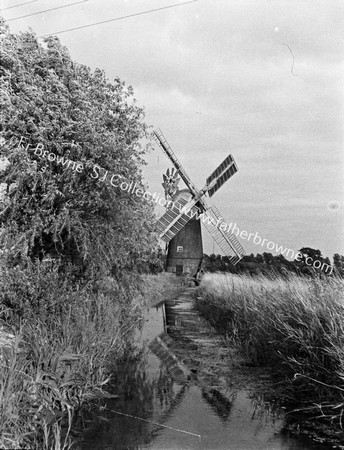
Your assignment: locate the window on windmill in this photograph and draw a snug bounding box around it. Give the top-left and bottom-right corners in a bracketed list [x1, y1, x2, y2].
[177, 246, 183, 252]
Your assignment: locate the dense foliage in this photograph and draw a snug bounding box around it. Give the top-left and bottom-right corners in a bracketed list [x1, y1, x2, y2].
[0, 18, 156, 278]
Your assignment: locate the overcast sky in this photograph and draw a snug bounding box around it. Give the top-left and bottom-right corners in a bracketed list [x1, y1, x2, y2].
[2, 0, 343, 258]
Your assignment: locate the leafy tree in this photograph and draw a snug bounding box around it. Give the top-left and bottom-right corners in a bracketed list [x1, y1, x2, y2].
[298, 247, 323, 264]
[262, 252, 274, 265]
[209, 253, 216, 263]
[297, 247, 333, 276]
[333, 253, 344, 277]
[255, 253, 264, 264]
[244, 253, 257, 263]
[0, 19, 157, 278]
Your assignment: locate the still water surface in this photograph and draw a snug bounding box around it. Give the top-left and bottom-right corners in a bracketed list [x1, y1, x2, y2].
[79, 299, 328, 450]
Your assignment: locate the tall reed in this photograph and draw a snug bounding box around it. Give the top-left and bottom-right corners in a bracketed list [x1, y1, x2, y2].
[197, 273, 344, 430]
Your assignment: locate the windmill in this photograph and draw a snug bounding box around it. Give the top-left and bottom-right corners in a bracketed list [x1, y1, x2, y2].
[153, 129, 245, 277]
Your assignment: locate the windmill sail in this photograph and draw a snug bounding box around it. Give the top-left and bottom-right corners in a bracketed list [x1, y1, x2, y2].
[206, 155, 238, 198]
[153, 129, 199, 197]
[202, 205, 244, 264]
[156, 196, 199, 242]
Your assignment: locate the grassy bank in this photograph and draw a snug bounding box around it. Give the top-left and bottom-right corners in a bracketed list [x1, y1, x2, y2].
[196, 272, 344, 441]
[0, 262, 177, 449]
[140, 272, 185, 307]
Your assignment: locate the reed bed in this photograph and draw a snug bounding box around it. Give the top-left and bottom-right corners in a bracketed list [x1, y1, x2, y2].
[0, 262, 142, 450]
[197, 273, 344, 432]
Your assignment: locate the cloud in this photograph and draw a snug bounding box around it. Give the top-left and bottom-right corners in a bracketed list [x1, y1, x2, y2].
[4, 0, 344, 256]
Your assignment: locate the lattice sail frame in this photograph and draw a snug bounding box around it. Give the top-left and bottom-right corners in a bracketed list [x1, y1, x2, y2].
[156, 196, 200, 242]
[206, 155, 238, 198]
[153, 130, 199, 197]
[201, 203, 245, 264]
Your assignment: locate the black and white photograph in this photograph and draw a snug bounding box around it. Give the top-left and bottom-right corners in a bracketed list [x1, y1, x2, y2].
[0, 1, 343, 449]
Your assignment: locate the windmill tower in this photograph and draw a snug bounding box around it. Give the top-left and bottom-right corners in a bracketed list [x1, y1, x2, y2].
[153, 130, 245, 277]
[161, 168, 203, 276]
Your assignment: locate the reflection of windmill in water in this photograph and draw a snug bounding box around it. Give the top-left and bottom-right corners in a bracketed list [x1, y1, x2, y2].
[153, 129, 245, 276]
[148, 335, 235, 425]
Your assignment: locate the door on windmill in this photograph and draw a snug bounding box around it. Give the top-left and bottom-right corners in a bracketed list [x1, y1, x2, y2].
[176, 265, 183, 276]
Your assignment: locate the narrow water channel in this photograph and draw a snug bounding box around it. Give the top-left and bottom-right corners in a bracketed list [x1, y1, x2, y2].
[77, 294, 330, 450]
